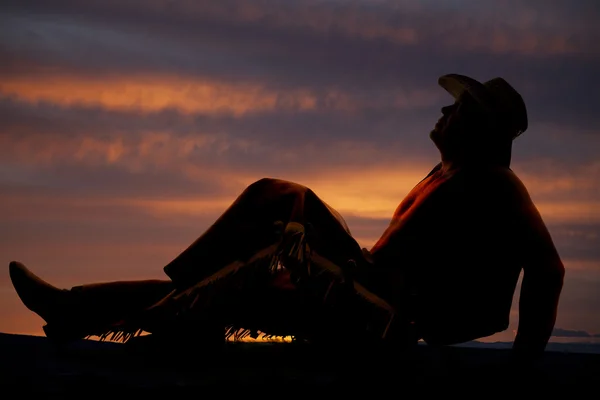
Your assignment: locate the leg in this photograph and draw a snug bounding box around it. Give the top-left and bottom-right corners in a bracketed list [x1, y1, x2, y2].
[156, 178, 404, 344]
[9, 178, 384, 345]
[163, 178, 366, 289]
[9, 261, 174, 342]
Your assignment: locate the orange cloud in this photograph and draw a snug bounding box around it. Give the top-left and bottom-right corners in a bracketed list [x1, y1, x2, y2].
[562, 260, 600, 272]
[535, 202, 600, 224]
[515, 162, 600, 223]
[131, 197, 240, 219]
[1, 130, 235, 178]
[126, 169, 600, 245]
[517, 162, 600, 195]
[0, 75, 441, 116]
[5, 128, 600, 227]
[0, 76, 315, 116]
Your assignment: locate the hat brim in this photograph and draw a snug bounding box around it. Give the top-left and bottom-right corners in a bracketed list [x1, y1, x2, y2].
[438, 74, 494, 113]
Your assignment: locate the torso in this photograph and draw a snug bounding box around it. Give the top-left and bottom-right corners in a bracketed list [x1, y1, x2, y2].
[369, 165, 524, 344]
[391, 169, 449, 222]
[370, 165, 451, 259]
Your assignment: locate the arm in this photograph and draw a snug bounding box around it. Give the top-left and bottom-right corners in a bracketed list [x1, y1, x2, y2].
[511, 182, 565, 361]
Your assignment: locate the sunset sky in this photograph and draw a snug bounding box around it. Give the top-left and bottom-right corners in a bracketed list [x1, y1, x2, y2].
[1, 0, 599, 343]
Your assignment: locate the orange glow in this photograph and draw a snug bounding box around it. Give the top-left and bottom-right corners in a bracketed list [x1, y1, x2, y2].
[0, 76, 316, 115]
[297, 168, 425, 218]
[0, 75, 441, 115]
[131, 197, 240, 218]
[518, 164, 600, 195]
[562, 259, 600, 272]
[535, 202, 600, 224]
[123, 165, 428, 219]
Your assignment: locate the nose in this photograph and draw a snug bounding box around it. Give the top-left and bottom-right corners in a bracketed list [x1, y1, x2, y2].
[441, 105, 453, 115]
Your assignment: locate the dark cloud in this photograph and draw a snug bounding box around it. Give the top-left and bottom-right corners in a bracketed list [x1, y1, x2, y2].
[556, 270, 600, 316]
[0, 165, 234, 200]
[4, 0, 598, 55]
[547, 224, 600, 264]
[1, 1, 599, 116]
[2, 1, 599, 139]
[1, 93, 597, 180]
[513, 132, 600, 176]
[0, 95, 441, 169]
[0, 198, 215, 248]
[552, 328, 592, 338]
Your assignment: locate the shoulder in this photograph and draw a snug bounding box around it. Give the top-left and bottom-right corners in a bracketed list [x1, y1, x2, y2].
[488, 168, 535, 207]
[438, 166, 535, 214]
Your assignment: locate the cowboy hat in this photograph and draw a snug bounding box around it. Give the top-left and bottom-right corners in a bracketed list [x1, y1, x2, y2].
[438, 74, 528, 139]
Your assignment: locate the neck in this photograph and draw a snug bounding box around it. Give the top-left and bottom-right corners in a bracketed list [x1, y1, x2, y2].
[439, 155, 465, 174]
[440, 156, 510, 174]
[439, 142, 512, 171]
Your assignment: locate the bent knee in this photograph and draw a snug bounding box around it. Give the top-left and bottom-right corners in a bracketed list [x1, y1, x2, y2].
[249, 177, 281, 188]
[246, 177, 306, 194]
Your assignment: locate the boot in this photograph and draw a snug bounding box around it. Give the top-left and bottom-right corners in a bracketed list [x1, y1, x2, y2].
[9, 261, 82, 342]
[9, 261, 177, 343]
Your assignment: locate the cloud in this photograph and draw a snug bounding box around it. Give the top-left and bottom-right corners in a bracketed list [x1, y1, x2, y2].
[553, 328, 592, 338]
[5, 0, 599, 57]
[0, 92, 598, 233]
[555, 269, 600, 329]
[0, 75, 443, 117]
[3, 2, 600, 90]
[0, 94, 442, 169]
[3, 3, 600, 137]
[547, 224, 600, 263]
[1, 89, 599, 173]
[2, 0, 600, 149]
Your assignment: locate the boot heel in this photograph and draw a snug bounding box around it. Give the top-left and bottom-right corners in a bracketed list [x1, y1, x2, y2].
[42, 323, 84, 343]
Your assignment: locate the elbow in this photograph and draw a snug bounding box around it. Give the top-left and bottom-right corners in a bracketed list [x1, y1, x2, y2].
[546, 261, 565, 290]
[556, 260, 566, 284]
[547, 261, 565, 295]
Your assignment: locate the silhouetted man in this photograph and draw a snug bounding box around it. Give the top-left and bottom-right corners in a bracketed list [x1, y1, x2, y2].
[9, 74, 564, 362]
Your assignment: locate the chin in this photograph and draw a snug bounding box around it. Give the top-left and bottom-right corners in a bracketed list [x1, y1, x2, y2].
[430, 133, 448, 155]
[429, 129, 441, 145]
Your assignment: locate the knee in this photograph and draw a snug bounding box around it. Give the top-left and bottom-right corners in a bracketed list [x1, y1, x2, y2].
[241, 178, 308, 205]
[250, 177, 279, 188]
[244, 178, 276, 195]
[246, 177, 297, 194]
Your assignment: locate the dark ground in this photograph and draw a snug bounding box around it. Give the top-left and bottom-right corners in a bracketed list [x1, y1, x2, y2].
[0, 332, 598, 396]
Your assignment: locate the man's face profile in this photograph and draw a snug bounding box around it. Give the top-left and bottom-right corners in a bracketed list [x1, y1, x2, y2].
[430, 99, 463, 153]
[430, 93, 492, 156]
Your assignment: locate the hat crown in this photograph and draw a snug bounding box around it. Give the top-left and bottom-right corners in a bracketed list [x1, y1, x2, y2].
[482, 77, 528, 138]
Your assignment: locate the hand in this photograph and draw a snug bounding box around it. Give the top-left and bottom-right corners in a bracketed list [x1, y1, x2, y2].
[361, 248, 375, 265]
